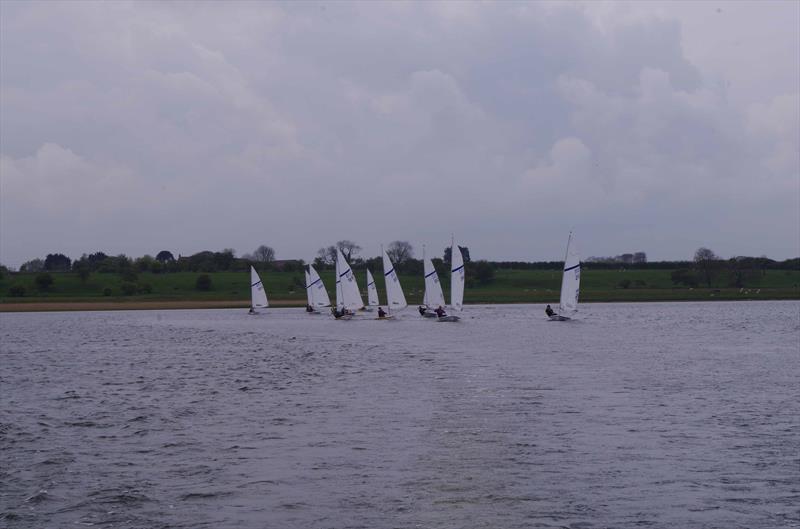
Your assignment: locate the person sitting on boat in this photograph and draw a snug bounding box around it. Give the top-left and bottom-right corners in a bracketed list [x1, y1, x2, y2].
[248, 307, 256, 315]
[378, 307, 387, 318]
[342, 307, 353, 316]
[306, 304, 315, 313]
[545, 304, 555, 317]
[418, 306, 427, 316]
[332, 307, 342, 319]
[434, 306, 446, 318]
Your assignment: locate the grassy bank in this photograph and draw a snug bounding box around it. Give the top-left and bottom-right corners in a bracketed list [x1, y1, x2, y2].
[1, 268, 797, 311]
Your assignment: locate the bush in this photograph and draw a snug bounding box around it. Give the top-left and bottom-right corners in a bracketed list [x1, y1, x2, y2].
[8, 285, 25, 297]
[120, 282, 138, 296]
[121, 269, 138, 282]
[618, 279, 631, 289]
[103, 287, 112, 296]
[195, 274, 212, 291]
[35, 273, 54, 291]
[138, 283, 152, 294]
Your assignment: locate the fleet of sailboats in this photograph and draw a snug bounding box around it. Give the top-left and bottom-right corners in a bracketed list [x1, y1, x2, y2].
[246, 232, 580, 322]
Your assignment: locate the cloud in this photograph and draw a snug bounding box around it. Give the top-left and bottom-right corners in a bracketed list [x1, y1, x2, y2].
[1, 1, 797, 267]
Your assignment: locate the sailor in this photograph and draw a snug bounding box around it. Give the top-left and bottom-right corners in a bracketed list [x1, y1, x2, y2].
[378, 307, 387, 318]
[331, 307, 342, 319]
[306, 304, 314, 313]
[248, 307, 256, 315]
[545, 304, 555, 317]
[418, 306, 427, 316]
[434, 306, 446, 318]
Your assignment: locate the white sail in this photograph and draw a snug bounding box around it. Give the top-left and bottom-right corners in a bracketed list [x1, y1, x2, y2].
[558, 231, 580, 314]
[450, 241, 465, 311]
[307, 264, 331, 308]
[366, 269, 380, 307]
[304, 269, 313, 307]
[336, 249, 364, 310]
[250, 266, 268, 309]
[423, 257, 446, 309]
[382, 249, 407, 311]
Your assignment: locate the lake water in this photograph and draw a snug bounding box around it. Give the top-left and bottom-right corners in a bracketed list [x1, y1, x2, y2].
[1, 301, 798, 528]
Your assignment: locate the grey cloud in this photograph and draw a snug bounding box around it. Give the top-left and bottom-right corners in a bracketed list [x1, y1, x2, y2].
[1, 1, 797, 267]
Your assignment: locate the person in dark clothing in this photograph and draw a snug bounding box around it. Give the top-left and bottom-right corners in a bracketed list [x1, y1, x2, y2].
[248, 307, 256, 315]
[434, 306, 446, 318]
[545, 305, 555, 317]
[306, 305, 315, 313]
[332, 307, 342, 319]
[418, 306, 427, 316]
[378, 307, 387, 318]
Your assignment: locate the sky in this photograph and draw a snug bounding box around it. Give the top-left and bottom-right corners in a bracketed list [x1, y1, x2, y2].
[1, 0, 798, 268]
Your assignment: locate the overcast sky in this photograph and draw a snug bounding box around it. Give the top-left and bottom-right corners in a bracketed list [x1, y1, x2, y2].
[1, 0, 798, 268]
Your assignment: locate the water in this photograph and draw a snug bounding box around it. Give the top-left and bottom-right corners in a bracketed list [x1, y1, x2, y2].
[1, 301, 798, 528]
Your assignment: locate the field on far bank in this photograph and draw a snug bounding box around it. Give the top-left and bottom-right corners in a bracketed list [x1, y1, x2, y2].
[1, 268, 798, 311]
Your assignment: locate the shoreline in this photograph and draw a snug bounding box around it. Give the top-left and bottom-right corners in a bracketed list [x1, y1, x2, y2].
[0, 296, 796, 313]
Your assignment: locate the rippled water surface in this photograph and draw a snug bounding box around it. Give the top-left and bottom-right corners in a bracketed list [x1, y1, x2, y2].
[1, 302, 799, 528]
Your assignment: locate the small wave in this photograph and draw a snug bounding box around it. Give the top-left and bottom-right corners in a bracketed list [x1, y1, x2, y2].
[180, 491, 232, 501]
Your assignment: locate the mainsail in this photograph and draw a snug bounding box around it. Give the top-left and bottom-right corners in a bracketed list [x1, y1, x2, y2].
[450, 241, 465, 311]
[382, 249, 407, 311]
[559, 231, 580, 314]
[250, 266, 269, 309]
[307, 264, 331, 308]
[423, 257, 446, 309]
[366, 269, 380, 307]
[336, 249, 364, 311]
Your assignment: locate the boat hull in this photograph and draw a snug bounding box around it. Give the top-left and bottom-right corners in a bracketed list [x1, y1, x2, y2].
[437, 315, 461, 322]
[548, 315, 571, 321]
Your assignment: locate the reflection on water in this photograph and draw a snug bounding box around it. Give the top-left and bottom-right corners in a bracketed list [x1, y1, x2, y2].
[1, 302, 798, 528]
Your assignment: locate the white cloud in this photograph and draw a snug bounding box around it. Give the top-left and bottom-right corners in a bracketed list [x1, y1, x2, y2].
[1, 1, 797, 267]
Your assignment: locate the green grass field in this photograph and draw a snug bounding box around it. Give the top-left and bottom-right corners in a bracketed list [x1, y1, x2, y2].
[2, 267, 798, 306]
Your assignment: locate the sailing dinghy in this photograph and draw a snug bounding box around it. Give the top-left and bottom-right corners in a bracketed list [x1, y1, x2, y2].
[365, 269, 379, 312]
[305, 265, 331, 313]
[377, 249, 407, 320]
[333, 249, 364, 319]
[550, 231, 580, 321]
[421, 257, 445, 318]
[249, 266, 269, 314]
[438, 240, 464, 322]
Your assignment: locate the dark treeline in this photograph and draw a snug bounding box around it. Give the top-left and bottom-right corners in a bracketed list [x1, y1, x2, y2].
[8, 245, 799, 278]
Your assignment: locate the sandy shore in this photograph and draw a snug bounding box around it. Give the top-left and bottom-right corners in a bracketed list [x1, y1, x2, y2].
[0, 299, 304, 313]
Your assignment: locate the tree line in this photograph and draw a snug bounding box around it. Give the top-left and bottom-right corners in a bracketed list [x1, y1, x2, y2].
[5, 243, 797, 289]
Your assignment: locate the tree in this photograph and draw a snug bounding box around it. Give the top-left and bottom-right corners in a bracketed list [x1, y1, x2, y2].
[694, 247, 721, 288]
[44, 253, 71, 271]
[633, 252, 647, 264]
[155, 250, 175, 263]
[472, 260, 495, 285]
[74, 262, 90, 283]
[336, 240, 361, 261]
[253, 245, 276, 263]
[35, 272, 54, 291]
[386, 241, 414, 265]
[20, 259, 44, 272]
[727, 257, 760, 288]
[316, 246, 337, 266]
[444, 245, 471, 265]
